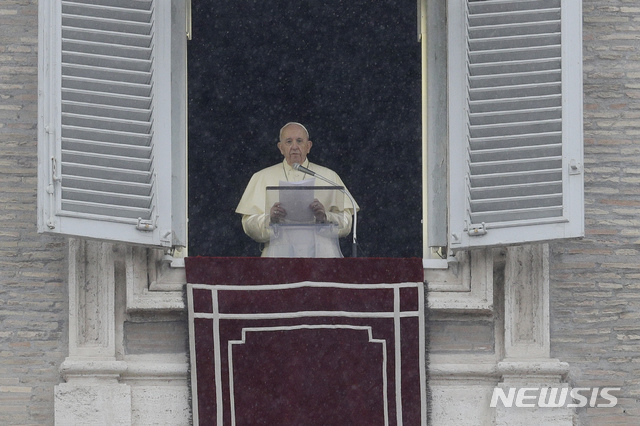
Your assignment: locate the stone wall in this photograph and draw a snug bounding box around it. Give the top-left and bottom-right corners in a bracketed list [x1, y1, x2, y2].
[0, 1, 68, 424]
[550, 1, 640, 424]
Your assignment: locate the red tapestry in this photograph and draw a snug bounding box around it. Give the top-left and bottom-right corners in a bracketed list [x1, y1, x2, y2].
[186, 257, 427, 425]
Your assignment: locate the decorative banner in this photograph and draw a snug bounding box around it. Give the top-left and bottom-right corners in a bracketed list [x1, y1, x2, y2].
[186, 258, 427, 425]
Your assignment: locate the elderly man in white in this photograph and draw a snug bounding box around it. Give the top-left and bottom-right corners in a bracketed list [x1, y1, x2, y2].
[236, 122, 358, 256]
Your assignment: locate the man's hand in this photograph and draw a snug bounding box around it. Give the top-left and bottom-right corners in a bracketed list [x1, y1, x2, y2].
[270, 202, 287, 224]
[310, 198, 327, 223]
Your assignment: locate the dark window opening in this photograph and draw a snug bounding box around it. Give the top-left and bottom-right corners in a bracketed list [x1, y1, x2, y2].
[188, 0, 422, 257]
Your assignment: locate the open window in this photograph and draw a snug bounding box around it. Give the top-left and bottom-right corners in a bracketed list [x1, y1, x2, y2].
[38, 0, 583, 255]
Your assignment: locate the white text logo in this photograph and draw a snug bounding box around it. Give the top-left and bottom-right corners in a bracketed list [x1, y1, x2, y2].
[490, 387, 620, 408]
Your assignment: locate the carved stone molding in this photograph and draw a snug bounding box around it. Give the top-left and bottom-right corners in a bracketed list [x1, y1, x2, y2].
[57, 240, 191, 425]
[57, 239, 130, 424]
[496, 244, 573, 425]
[504, 243, 550, 359]
[125, 247, 185, 312]
[427, 249, 494, 313]
[68, 238, 117, 358]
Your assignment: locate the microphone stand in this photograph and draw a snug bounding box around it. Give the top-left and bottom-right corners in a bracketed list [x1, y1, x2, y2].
[294, 163, 358, 257]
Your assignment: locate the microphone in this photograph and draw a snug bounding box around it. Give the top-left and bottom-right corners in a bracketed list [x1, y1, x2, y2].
[292, 163, 359, 257]
[292, 163, 316, 176]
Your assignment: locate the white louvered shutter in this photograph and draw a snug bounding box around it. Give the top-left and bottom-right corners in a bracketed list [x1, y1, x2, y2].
[448, 0, 583, 249]
[38, 0, 187, 247]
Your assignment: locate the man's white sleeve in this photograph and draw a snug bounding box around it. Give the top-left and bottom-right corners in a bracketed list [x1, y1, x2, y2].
[326, 209, 353, 238]
[241, 213, 271, 243]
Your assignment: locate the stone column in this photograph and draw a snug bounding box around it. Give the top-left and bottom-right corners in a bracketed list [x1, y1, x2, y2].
[495, 244, 572, 425]
[54, 239, 131, 425]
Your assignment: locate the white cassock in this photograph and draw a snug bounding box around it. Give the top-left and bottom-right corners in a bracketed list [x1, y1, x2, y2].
[235, 158, 358, 256]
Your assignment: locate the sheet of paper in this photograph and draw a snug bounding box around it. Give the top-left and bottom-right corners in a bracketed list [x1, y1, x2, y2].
[279, 178, 315, 223]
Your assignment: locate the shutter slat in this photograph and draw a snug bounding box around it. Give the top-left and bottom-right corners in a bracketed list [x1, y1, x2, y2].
[470, 107, 562, 125]
[469, 119, 562, 138]
[62, 52, 152, 73]
[61, 75, 152, 97]
[469, 11, 560, 28]
[63, 64, 152, 85]
[470, 156, 562, 176]
[468, 3, 561, 30]
[470, 33, 561, 51]
[471, 181, 563, 200]
[469, 82, 561, 101]
[62, 11, 152, 35]
[62, 88, 152, 109]
[62, 125, 152, 146]
[470, 58, 561, 76]
[62, 101, 152, 122]
[62, 150, 152, 171]
[468, 0, 558, 15]
[470, 21, 560, 39]
[62, 2, 152, 22]
[469, 169, 563, 189]
[61, 200, 153, 220]
[470, 45, 561, 64]
[62, 139, 151, 160]
[62, 175, 152, 197]
[63, 187, 152, 209]
[469, 94, 561, 113]
[63, 0, 153, 10]
[470, 70, 561, 89]
[469, 132, 562, 151]
[62, 27, 152, 47]
[471, 194, 563, 213]
[62, 17, 152, 35]
[62, 113, 152, 134]
[471, 143, 562, 162]
[470, 206, 563, 224]
[62, 39, 152, 60]
[62, 163, 152, 184]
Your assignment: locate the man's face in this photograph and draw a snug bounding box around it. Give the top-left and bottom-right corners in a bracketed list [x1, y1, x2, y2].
[278, 125, 312, 166]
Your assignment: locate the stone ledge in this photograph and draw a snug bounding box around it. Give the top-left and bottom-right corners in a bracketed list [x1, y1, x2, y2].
[429, 362, 500, 384]
[498, 359, 571, 383]
[60, 357, 189, 382]
[60, 358, 128, 382]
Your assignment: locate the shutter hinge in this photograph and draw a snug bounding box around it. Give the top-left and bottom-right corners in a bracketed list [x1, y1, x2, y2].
[468, 222, 487, 236]
[51, 157, 61, 182]
[47, 156, 59, 230]
[136, 217, 157, 232]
